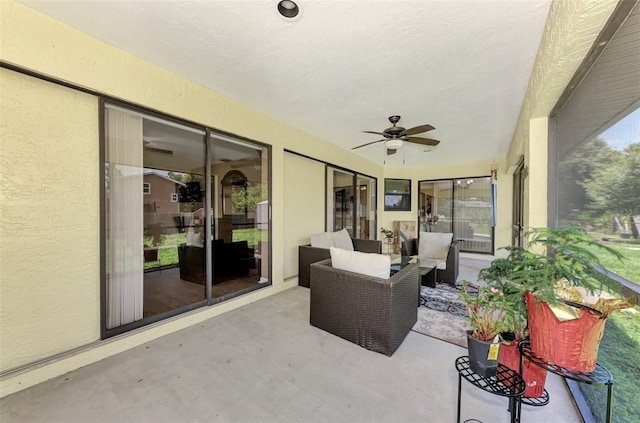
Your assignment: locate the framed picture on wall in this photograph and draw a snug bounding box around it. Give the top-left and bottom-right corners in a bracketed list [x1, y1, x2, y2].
[384, 178, 411, 211]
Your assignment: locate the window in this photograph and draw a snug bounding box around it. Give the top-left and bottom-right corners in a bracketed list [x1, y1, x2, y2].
[418, 177, 494, 254]
[549, 4, 639, 421]
[384, 179, 411, 211]
[103, 102, 271, 337]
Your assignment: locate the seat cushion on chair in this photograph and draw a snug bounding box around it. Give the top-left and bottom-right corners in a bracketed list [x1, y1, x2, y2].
[332, 228, 355, 251]
[310, 232, 335, 248]
[418, 232, 453, 262]
[330, 247, 390, 279]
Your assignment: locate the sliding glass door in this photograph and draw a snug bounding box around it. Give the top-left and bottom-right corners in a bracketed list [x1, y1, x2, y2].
[418, 177, 494, 254]
[103, 102, 271, 336]
[327, 167, 376, 239]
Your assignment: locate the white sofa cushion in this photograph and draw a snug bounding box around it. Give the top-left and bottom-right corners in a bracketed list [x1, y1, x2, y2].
[330, 247, 390, 279]
[310, 232, 334, 248]
[186, 227, 204, 247]
[332, 228, 354, 251]
[418, 232, 453, 264]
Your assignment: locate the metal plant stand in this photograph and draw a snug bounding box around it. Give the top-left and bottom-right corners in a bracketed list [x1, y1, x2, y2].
[455, 356, 526, 423]
[518, 340, 614, 423]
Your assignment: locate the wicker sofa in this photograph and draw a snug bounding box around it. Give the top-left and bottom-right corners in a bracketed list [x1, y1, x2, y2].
[298, 238, 381, 288]
[309, 258, 419, 356]
[400, 236, 459, 286]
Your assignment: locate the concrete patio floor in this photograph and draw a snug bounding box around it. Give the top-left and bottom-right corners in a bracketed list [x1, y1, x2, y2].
[0, 261, 582, 423]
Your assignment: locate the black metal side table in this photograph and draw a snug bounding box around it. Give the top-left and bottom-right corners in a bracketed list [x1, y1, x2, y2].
[518, 340, 614, 423]
[455, 356, 526, 423]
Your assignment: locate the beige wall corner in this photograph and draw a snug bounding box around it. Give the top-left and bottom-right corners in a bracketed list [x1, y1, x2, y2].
[525, 117, 549, 234]
[507, 0, 618, 169]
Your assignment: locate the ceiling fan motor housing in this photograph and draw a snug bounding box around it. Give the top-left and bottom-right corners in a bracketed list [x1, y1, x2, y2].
[385, 115, 404, 137]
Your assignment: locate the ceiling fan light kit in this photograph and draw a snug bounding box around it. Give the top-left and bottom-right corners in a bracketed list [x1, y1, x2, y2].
[385, 139, 403, 149]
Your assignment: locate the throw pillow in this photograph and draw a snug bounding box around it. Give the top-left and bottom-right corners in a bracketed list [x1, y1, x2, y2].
[332, 228, 354, 251]
[330, 247, 390, 279]
[186, 227, 204, 247]
[310, 232, 334, 248]
[418, 232, 453, 262]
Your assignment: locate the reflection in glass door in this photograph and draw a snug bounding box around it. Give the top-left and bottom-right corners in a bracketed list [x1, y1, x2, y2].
[418, 180, 453, 233]
[419, 178, 494, 254]
[326, 167, 376, 239]
[356, 175, 376, 239]
[327, 168, 354, 235]
[104, 104, 207, 331]
[210, 135, 270, 299]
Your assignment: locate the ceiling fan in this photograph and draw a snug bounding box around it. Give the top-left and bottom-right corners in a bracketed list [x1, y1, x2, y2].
[353, 115, 440, 155]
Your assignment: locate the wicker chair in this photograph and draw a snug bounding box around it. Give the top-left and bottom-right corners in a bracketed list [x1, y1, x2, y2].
[309, 258, 419, 356]
[401, 237, 459, 286]
[298, 238, 381, 288]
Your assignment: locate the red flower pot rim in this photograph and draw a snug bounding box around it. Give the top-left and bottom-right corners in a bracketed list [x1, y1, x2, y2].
[527, 292, 606, 320]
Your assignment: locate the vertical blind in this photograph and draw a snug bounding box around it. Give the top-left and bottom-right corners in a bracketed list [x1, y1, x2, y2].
[105, 107, 144, 328]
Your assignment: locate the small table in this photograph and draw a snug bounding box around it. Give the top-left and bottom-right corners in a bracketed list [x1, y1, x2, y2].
[455, 356, 526, 423]
[415, 257, 439, 288]
[518, 340, 614, 423]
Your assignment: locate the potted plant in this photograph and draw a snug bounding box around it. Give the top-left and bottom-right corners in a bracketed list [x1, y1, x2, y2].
[143, 223, 167, 262]
[380, 227, 394, 244]
[459, 280, 510, 377]
[479, 254, 548, 397]
[480, 225, 634, 373]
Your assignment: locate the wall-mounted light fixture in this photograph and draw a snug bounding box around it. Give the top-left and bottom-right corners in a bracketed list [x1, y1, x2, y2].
[490, 159, 498, 181]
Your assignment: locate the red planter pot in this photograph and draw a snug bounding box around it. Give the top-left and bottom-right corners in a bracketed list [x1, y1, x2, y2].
[525, 291, 606, 372]
[498, 339, 548, 398]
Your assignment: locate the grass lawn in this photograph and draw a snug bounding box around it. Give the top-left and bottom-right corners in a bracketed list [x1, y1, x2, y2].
[579, 232, 640, 422]
[579, 308, 640, 423]
[586, 231, 640, 285]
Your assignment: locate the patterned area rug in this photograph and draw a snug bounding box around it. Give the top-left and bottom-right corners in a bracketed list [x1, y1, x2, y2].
[411, 283, 474, 348]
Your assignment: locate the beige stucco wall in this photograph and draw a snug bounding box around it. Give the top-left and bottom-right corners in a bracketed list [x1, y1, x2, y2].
[0, 0, 619, 397]
[0, 0, 381, 397]
[0, 69, 101, 372]
[506, 0, 618, 236]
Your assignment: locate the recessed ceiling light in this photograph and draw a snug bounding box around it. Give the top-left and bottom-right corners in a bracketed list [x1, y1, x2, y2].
[278, 0, 299, 19]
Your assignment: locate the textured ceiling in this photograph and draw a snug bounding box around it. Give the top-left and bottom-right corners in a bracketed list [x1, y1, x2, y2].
[19, 0, 552, 167]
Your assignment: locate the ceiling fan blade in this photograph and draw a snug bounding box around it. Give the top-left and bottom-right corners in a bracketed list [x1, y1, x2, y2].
[404, 136, 440, 146]
[362, 130, 389, 137]
[401, 124, 435, 136]
[352, 139, 386, 150]
[386, 149, 397, 155]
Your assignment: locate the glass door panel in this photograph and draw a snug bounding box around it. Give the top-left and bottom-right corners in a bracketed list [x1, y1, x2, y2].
[327, 168, 355, 235]
[210, 135, 270, 299]
[419, 178, 494, 253]
[104, 104, 207, 330]
[356, 175, 376, 239]
[421, 180, 453, 233]
[453, 177, 493, 253]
